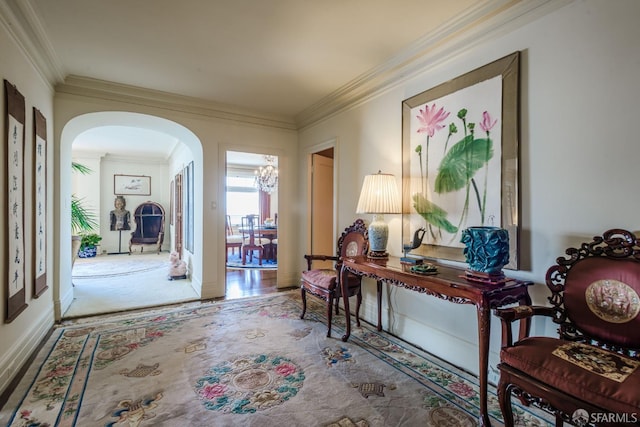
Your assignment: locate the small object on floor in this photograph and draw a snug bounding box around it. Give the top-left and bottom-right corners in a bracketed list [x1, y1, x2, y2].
[168, 251, 187, 280]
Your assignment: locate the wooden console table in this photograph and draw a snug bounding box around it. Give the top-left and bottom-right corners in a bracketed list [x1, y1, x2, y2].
[340, 256, 532, 427]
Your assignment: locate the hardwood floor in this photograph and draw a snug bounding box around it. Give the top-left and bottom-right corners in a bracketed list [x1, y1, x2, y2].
[225, 268, 280, 299]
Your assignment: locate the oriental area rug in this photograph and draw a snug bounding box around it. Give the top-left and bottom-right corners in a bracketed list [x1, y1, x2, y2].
[225, 252, 278, 269]
[0, 292, 551, 426]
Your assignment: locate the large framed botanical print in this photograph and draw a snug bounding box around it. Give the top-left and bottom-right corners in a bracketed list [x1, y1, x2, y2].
[5, 80, 28, 322]
[402, 52, 520, 270]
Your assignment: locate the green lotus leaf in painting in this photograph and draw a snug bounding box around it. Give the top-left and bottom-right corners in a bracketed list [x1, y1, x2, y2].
[412, 193, 458, 234]
[434, 135, 493, 194]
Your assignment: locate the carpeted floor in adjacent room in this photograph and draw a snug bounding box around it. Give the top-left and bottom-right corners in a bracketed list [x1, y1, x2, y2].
[66, 252, 199, 318]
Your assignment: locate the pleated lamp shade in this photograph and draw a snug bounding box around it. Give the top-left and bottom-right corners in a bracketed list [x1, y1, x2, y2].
[356, 171, 401, 258]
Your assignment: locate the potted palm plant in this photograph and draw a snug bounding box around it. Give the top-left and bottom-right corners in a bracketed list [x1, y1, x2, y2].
[72, 162, 99, 264]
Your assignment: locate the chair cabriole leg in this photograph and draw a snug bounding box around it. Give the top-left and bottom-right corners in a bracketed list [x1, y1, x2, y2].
[498, 378, 515, 427]
[327, 293, 333, 337]
[300, 286, 307, 319]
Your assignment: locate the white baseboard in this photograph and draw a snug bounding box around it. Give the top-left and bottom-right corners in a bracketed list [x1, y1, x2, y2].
[356, 296, 498, 378]
[55, 284, 75, 320]
[0, 308, 54, 395]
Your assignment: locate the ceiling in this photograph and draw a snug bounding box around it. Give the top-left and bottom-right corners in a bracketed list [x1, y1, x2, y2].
[20, 0, 507, 157]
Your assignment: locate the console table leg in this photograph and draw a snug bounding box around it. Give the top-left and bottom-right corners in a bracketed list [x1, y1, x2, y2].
[376, 280, 382, 331]
[477, 301, 492, 427]
[341, 264, 352, 342]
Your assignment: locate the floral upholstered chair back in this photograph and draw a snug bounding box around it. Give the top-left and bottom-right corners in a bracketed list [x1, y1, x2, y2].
[546, 228, 640, 354]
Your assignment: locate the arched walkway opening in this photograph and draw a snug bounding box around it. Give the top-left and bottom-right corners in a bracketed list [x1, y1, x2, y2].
[57, 112, 204, 319]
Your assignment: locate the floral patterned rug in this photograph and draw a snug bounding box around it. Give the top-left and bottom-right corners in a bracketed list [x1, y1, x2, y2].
[0, 292, 551, 426]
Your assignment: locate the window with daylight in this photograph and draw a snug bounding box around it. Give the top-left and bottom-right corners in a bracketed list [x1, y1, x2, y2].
[226, 175, 259, 227]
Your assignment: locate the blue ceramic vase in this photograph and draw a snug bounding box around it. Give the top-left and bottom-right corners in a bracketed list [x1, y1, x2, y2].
[460, 226, 509, 275]
[77, 246, 97, 258]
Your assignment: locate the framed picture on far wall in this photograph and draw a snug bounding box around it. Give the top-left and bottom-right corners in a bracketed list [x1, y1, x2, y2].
[114, 174, 151, 196]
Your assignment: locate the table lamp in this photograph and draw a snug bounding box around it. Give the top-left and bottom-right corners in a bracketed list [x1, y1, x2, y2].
[356, 171, 401, 258]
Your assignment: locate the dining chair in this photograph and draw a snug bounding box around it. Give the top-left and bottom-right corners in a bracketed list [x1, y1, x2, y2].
[300, 219, 369, 337]
[225, 215, 243, 262]
[241, 215, 266, 265]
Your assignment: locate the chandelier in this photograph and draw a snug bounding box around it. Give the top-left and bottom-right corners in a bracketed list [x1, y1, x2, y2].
[254, 155, 279, 194]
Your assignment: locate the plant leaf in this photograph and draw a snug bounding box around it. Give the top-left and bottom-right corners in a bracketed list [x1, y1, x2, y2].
[71, 195, 98, 234]
[434, 136, 493, 194]
[72, 162, 93, 175]
[412, 193, 458, 234]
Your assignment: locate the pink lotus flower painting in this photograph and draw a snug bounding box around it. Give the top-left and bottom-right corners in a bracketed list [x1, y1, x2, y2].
[402, 52, 520, 268]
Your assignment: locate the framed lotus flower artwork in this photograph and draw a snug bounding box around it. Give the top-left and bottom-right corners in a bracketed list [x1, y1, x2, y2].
[401, 52, 520, 270]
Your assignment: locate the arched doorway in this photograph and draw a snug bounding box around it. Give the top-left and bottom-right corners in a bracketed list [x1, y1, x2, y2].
[57, 112, 204, 319]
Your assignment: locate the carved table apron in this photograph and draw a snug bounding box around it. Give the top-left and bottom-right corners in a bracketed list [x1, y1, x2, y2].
[340, 255, 532, 427]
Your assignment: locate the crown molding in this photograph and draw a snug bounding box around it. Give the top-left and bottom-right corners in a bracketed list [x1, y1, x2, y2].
[0, 0, 65, 85]
[5, 0, 571, 132]
[295, 0, 572, 130]
[56, 76, 298, 131]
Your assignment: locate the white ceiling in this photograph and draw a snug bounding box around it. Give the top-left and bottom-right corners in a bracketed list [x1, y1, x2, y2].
[20, 0, 509, 156]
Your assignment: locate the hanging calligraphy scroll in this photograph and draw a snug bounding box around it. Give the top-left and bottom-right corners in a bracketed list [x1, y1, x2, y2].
[33, 108, 47, 297]
[5, 80, 28, 322]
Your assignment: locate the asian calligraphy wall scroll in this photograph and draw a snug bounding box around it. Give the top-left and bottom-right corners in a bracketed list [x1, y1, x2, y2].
[5, 80, 28, 322]
[33, 108, 47, 297]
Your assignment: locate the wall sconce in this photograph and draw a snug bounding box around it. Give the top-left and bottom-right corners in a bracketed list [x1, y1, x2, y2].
[356, 171, 401, 258]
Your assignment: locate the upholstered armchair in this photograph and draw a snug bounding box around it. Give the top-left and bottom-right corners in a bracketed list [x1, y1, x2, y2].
[495, 229, 640, 426]
[129, 201, 165, 254]
[300, 219, 369, 337]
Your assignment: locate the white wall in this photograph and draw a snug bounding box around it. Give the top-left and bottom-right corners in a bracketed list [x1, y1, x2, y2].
[99, 156, 171, 254]
[298, 0, 640, 378]
[0, 12, 56, 394]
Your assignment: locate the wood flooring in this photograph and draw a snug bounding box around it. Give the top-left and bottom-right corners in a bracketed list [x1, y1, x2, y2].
[225, 268, 280, 299]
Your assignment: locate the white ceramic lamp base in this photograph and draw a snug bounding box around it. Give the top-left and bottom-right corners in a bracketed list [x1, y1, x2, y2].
[368, 214, 389, 259]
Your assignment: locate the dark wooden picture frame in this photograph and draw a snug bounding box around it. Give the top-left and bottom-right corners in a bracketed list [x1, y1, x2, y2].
[184, 162, 194, 253]
[5, 80, 28, 322]
[169, 179, 174, 225]
[33, 108, 48, 297]
[114, 174, 151, 196]
[401, 52, 520, 269]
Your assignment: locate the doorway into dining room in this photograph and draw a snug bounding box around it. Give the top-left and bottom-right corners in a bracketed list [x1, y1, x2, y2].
[225, 151, 279, 295]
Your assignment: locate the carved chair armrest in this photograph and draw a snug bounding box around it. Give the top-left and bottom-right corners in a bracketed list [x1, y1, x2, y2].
[303, 254, 339, 271]
[495, 305, 556, 347]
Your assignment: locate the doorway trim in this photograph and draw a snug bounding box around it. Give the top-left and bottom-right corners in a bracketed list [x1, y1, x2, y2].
[219, 145, 287, 296]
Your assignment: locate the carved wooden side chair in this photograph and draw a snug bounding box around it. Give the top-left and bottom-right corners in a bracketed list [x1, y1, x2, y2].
[495, 228, 640, 426]
[300, 219, 369, 337]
